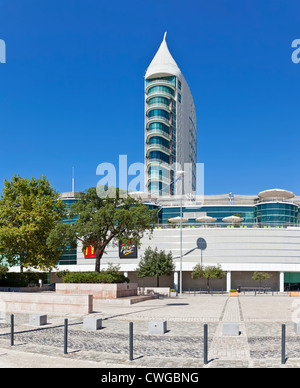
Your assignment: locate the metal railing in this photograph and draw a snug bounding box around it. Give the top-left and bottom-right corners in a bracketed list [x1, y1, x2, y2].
[153, 222, 299, 229]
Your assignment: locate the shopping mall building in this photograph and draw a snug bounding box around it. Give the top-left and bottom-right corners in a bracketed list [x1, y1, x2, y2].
[52, 36, 300, 293]
[57, 188, 300, 293]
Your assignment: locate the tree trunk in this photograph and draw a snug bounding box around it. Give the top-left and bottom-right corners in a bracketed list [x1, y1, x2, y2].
[156, 276, 160, 288]
[95, 249, 104, 273]
[207, 278, 210, 294]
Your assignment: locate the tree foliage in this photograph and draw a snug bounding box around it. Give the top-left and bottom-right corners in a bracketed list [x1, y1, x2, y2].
[252, 272, 271, 289]
[0, 175, 66, 271]
[48, 186, 158, 272]
[136, 246, 175, 287]
[192, 264, 226, 293]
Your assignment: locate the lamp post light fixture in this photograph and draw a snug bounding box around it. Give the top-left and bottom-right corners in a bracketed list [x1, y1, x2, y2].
[176, 170, 185, 295]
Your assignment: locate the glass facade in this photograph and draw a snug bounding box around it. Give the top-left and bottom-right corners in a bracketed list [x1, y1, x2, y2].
[254, 202, 299, 226]
[156, 202, 300, 227]
[148, 150, 170, 164]
[148, 96, 170, 106]
[59, 196, 79, 265]
[145, 75, 177, 195]
[148, 85, 175, 97]
[148, 109, 170, 120]
[148, 136, 170, 149]
[159, 206, 254, 225]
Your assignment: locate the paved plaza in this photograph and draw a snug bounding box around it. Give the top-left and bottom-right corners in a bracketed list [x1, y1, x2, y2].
[0, 294, 300, 368]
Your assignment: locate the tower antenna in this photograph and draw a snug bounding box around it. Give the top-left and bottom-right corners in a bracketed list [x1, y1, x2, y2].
[72, 167, 75, 193]
[163, 31, 167, 41]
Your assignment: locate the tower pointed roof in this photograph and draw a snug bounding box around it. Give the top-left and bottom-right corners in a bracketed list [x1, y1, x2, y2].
[145, 33, 181, 79]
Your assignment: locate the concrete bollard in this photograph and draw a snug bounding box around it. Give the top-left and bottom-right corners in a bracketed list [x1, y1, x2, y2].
[83, 317, 102, 331]
[294, 322, 300, 335]
[222, 322, 239, 336]
[29, 314, 47, 326]
[148, 320, 167, 335]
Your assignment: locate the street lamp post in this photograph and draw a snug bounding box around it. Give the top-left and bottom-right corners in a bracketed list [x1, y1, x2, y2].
[176, 170, 185, 295]
[135, 170, 185, 294]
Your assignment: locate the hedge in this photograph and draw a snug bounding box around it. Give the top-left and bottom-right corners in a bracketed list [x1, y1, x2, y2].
[0, 272, 49, 287]
[62, 272, 130, 284]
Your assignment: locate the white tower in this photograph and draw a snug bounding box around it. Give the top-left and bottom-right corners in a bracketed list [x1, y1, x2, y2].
[144, 33, 197, 196]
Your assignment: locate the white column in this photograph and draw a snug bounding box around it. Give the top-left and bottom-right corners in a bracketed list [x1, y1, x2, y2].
[226, 271, 232, 293]
[279, 271, 284, 293]
[174, 271, 179, 292]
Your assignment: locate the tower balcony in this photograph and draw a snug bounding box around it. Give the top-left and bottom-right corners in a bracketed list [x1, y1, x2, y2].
[146, 173, 170, 186]
[146, 143, 171, 157]
[146, 89, 175, 101]
[146, 102, 171, 115]
[145, 79, 176, 94]
[146, 158, 172, 170]
[146, 115, 171, 128]
[146, 128, 171, 142]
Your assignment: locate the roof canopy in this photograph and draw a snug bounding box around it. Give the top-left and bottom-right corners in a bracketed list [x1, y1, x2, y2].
[258, 189, 295, 200]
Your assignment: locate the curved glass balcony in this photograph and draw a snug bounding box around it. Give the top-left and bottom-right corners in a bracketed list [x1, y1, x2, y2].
[146, 102, 171, 115]
[146, 143, 171, 157]
[146, 85, 175, 100]
[146, 173, 170, 185]
[145, 79, 176, 94]
[147, 150, 170, 165]
[146, 129, 171, 143]
[148, 96, 170, 105]
[146, 115, 171, 127]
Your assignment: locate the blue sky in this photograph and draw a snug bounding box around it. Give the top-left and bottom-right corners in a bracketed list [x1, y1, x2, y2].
[0, 0, 299, 195]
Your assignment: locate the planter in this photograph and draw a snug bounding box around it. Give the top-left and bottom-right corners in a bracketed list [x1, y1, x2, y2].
[170, 291, 177, 298]
[229, 292, 239, 297]
[56, 283, 138, 299]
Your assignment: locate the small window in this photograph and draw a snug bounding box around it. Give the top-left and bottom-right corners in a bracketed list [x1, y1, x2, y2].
[178, 93, 181, 103]
[178, 80, 182, 90]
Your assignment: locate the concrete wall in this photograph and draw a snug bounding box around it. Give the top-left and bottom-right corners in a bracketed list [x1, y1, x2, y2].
[56, 283, 138, 299]
[231, 271, 278, 290]
[0, 292, 93, 314]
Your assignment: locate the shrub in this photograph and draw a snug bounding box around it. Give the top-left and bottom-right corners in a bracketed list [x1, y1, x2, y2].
[62, 271, 129, 284]
[0, 272, 49, 287]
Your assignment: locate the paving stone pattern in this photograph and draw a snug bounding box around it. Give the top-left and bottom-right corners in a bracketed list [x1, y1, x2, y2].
[1, 294, 300, 368]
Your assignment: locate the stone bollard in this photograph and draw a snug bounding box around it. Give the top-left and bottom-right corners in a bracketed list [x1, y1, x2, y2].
[148, 320, 167, 334]
[222, 322, 239, 336]
[29, 314, 47, 326]
[294, 322, 300, 335]
[83, 317, 103, 331]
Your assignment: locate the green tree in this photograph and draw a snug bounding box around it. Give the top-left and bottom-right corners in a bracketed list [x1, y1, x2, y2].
[252, 272, 271, 290]
[192, 264, 226, 294]
[136, 247, 175, 287]
[0, 264, 8, 279]
[48, 186, 157, 273]
[0, 175, 66, 272]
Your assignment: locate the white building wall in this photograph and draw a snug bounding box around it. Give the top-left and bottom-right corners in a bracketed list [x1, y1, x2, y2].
[55, 228, 300, 290]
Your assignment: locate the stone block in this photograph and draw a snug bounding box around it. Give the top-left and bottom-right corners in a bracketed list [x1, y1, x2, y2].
[294, 322, 300, 335]
[29, 314, 47, 326]
[83, 317, 102, 331]
[148, 320, 167, 334]
[222, 322, 239, 336]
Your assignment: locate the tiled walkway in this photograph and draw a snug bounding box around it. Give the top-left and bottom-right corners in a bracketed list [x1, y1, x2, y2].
[0, 294, 299, 368]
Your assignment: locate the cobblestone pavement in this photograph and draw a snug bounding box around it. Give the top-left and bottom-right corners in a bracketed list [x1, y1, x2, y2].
[1, 294, 300, 368]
